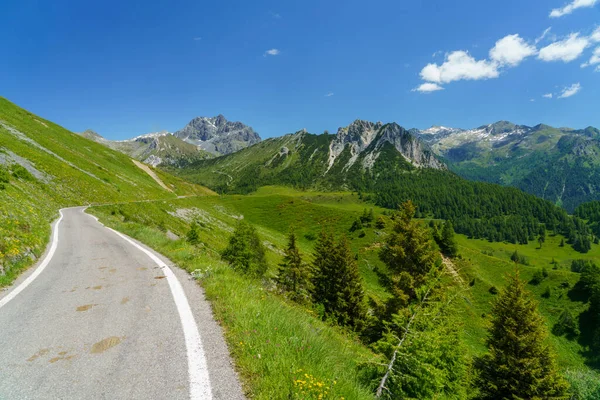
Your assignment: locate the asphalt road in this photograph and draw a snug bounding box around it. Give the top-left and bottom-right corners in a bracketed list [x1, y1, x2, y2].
[0, 207, 244, 400]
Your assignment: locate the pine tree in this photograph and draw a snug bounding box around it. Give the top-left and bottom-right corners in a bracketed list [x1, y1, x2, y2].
[559, 238, 565, 247]
[474, 270, 569, 399]
[221, 220, 268, 276]
[379, 201, 439, 289]
[312, 231, 365, 329]
[440, 221, 459, 257]
[276, 232, 312, 303]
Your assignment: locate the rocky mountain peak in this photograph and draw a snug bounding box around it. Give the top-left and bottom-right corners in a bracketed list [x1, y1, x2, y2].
[173, 115, 261, 156]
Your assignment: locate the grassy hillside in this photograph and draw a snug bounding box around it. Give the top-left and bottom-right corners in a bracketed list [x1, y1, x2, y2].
[0, 97, 212, 285]
[89, 186, 599, 398]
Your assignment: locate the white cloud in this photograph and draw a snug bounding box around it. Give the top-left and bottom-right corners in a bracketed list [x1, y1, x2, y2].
[193, 37, 202, 41]
[420, 51, 499, 84]
[325, 92, 334, 97]
[535, 27, 553, 44]
[550, 0, 599, 18]
[538, 33, 589, 62]
[581, 46, 600, 67]
[530, 98, 536, 102]
[412, 83, 445, 93]
[591, 27, 600, 42]
[558, 83, 582, 98]
[543, 93, 554, 98]
[264, 49, 280, 56]
[489, 34, 537, 66]
[269, 11, 282, 19]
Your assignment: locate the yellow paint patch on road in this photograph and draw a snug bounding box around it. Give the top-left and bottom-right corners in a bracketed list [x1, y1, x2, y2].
[27, 348, 50, 362]
[90, 336, 124, 354]
[121, 297, 130, 305]
[76, 304, 97, 312]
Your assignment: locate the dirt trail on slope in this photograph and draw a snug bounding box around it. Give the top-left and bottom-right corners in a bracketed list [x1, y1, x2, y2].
[132, 160, 173, 192]
[442, 255, 464, 285]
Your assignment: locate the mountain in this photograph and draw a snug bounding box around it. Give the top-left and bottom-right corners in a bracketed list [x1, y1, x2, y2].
[166, 118, 595, 253]
[78, 129, 214, 167]
[166, 119, 444, 192]
[413, 121, 600, 211]
[173, 115, 261, 156]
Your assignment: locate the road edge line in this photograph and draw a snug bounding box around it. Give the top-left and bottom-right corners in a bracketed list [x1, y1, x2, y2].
[103, 225, 213, 400]
[0, 209, 64, 310]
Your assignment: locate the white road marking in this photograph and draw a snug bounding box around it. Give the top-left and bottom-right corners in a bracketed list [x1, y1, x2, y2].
[0, 209, 64, 310]
[103, 225, 213, 400]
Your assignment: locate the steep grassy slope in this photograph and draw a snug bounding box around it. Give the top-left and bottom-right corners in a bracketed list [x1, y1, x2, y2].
[0, 97, 212, 284]
[89, 187, 598, 398]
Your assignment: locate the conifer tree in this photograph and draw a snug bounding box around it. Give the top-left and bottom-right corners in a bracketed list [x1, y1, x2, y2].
[379, 201, 439, 289]
[312, 231, 365, 329]
[221, 220, 268, 277]
[276, 232, 312, 303]
[440, 221, 459, 257]
[474, 270, 569, 399]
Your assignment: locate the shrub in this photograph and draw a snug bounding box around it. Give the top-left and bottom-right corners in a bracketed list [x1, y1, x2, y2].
[221, 220, 268, 277]
[10, 164, 34, 181]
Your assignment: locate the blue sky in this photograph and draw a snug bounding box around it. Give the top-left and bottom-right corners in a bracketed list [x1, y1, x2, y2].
[1, 0, 599, 140]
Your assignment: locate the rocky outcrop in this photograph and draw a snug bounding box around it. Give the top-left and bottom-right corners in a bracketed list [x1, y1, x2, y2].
[326, 120, 445, 173]
[173, 115, 261, 155]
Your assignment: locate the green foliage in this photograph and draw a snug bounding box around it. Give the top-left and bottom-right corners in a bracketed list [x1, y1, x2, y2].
[474, 270, 569, 400]
[529, 268, 548, 285]
[565, 369, 600, 400]
[374, 294, 468, 399]
[186, 222, 200, 245]
[312, 231, 366, 329]
[510, 250, 529, 265]
[221, 220, 268, 277]
[10, 164, 34, 181]
[276, 232, 312, 303]
[439, 220, 459, 257]
[0, 165, 10, 183]
[552, 309, 580, 339]
[375, 216, 386, 229]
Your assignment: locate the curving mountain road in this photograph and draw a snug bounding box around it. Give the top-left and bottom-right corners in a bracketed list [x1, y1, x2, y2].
[0, 207, 244, 400]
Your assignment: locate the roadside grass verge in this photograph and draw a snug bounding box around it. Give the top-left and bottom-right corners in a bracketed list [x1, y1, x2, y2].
[89, 198, 381, 399]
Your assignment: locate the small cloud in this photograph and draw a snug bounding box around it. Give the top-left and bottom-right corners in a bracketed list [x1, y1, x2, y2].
[543, 93, 553, 98]
[530, 98, 536, 102]
[538, 33, 589, 62]
[420, 51, 499, 84]
[412, 83, 444, 93]
[193, 37, 202, 41]
[489, 34, 537, 67]
[269, 11, 282, 19]
[550, 0, 598, 18]
[432, 50, 443, 58]
[535, 27, 553, 44]
[558, 83, 582, 98]
[581, 46, 600, 68]
[264, 48, 280, 56]
[325, 92, 334, 97]
[404, 63, 411, 68]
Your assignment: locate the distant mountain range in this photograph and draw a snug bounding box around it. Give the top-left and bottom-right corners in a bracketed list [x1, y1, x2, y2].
[412, 121, 600, 211]
[165, 119, 444, 193]
[79, 115, 261, 166]
[82, 113, 600, 212]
